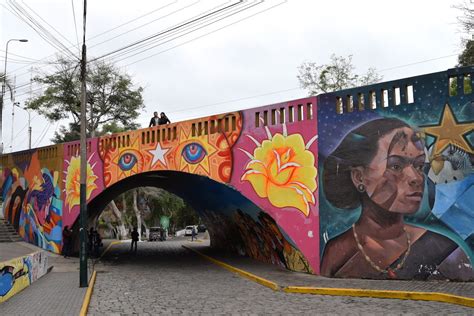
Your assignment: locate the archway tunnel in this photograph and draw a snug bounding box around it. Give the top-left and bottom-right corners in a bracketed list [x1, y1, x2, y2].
[72, 171, 313, 273]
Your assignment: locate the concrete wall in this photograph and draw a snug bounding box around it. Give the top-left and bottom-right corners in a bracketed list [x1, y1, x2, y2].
[0, 251, 49, 303]
[318, 67, 474, 280]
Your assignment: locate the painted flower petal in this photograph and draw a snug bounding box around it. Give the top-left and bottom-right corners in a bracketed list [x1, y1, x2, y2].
[284, 134, 306, 154]
[292, 165, 317, 191]
[289, 181, 315, 205]
[267, 181, 310, 216]
[244, 159, 268, 176]
[241, 169, 268, 198]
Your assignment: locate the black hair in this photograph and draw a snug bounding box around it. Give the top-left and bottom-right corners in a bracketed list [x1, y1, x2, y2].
[323, 118, 411, 209]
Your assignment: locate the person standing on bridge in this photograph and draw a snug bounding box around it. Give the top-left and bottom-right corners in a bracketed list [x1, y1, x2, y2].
[131, 227, 139, 253]
[158, 112, 171, 125]
[149, 111, 160, 127]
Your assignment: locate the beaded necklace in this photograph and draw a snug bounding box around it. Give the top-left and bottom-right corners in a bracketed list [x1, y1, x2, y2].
[352, 223, 411, 279]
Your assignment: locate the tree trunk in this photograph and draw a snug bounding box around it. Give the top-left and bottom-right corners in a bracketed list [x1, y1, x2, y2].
[132, 189, 142, 241]
[143, 221, 149, 240]
[108, 200, 127, 240]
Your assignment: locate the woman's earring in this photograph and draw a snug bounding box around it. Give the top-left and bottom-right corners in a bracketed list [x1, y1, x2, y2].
[357, 184, 365, 192]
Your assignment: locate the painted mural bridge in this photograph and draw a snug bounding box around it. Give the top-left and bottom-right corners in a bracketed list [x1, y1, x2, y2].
[1, 66, 473, 281]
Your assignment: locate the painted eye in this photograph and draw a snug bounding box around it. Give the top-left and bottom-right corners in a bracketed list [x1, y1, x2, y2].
[182, 143, 207, 164]
[118, 153, 138, 171]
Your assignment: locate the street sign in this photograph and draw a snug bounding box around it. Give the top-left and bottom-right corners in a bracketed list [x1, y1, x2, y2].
[160, 216, 170, 229]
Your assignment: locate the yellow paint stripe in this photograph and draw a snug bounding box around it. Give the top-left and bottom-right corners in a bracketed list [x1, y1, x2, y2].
[182, 245, 279, 291]
[98, 240, 122, 260]
[284, 286, 474, 308]
[79, 270, 97, 316]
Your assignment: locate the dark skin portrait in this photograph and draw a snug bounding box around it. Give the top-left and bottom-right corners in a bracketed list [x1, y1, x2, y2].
[321, 122, 431, 278]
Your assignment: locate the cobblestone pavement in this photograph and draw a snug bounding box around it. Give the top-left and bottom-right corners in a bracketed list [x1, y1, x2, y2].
[189, 241, 474, 298]
[88, 240, 473, 315]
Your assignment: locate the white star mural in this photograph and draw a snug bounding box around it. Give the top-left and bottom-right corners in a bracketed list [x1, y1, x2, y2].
[148, 143, 170, 167]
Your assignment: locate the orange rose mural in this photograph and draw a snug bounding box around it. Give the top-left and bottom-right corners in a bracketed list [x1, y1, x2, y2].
[240, 128, 318, 216]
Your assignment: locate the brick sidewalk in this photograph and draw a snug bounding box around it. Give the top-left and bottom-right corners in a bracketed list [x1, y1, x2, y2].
[0, 272, 86, 315]
[187, 241, 474, 299]
[0, 241, 41, 262]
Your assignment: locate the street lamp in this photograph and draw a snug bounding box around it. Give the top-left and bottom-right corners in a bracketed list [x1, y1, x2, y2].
[1, 38, 28, 153]
[13, 102, 32, 150]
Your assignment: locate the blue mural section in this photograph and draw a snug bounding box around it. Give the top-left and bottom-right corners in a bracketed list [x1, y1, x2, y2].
[318, 66, 474, 280]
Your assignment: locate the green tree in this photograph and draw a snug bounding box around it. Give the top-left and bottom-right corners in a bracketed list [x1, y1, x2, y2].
[297, 54, 383, 95]
[26, 57, 144, 143]
[455, 1, 474, 35]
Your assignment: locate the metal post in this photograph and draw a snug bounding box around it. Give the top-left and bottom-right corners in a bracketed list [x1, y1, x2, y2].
[79, 0, 88, 288]
[1, 39, 27, 154]
[28, 110, 31, 150]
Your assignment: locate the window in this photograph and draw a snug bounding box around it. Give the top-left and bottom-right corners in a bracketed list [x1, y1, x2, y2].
[369, 91, 376, 109]
[297, 104, 304, 120]
[394, 87, 401, 105]
[271, 109, 276, 125]
[346, 95, 354, 112]
[358, 93, 365, 111]
[255, 112, 260, 127]
[263, 111, 268, 126]
[448, 76, 457, 97]
[306, 103, 313, 119]
[225, 117, 230, 132]
[279, 107, 285, 123]
[464, 74, 472, 94]
[231, 116, 236, 130]
[382, 89, 389, 108]
[336, 97, 343, 114]
[197, 122, 202, 136]
[406, 85, 414, 103]
[210, 120, 216, 134]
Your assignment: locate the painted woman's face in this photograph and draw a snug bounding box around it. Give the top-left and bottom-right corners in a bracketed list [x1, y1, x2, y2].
[361, 127, 425, 214]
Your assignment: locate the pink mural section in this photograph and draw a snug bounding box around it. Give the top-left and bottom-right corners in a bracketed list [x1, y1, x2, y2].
[231, 97, 320, 273]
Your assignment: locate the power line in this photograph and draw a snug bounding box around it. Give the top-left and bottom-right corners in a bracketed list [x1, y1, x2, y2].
[123, 0, 281, 66]
[89, 1, 245, 63]
[378, 54, 458, 72]
[108, 0, 261, 63]
[7, 0, 78, 60]
[71, 0, 81, 56]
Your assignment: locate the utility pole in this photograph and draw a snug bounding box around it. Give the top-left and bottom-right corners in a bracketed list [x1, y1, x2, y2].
[79, 0, 88, 288]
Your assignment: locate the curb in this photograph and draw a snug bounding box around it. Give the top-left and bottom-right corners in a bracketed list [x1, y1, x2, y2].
[182, 245, 474, 308]
[79, 270, 97, 316]
[182, 245, 279, 291]
[284, 286, 474, 308]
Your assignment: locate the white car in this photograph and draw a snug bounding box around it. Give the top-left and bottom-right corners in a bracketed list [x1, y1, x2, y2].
[184, 225, 197, 236]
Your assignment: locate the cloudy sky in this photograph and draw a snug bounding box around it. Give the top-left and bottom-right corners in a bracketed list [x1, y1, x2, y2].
[0, 0, 464, 152]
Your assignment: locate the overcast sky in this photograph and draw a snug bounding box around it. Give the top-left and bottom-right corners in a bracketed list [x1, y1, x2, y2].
[0, 0, 464, 152]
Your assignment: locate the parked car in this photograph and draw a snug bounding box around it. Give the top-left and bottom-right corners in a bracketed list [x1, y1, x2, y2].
[149, 227, 164, 241]
[184, 225, 197, 236]
[197, 224, 207, 232]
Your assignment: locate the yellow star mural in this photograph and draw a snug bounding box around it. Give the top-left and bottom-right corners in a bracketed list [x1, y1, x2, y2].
[423, 103, 473, 155]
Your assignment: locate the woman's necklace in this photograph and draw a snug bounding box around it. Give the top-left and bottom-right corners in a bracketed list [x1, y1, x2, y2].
[352, 223, 411, 279]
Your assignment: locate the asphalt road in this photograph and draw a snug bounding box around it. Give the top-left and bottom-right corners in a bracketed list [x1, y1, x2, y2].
[88, 239, 473, 315]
